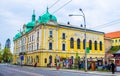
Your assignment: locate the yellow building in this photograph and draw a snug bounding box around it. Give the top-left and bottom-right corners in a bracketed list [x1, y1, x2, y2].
[105, 31, 120, 46]
[13, 9, 105, 67]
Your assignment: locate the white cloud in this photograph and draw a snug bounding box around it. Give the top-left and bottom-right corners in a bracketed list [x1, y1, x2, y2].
[1, 0, 120, 52]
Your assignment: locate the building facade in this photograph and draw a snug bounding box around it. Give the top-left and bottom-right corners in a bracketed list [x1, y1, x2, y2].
[104, 37, 112, 52]
[13, 8, 105, 67]
[105, 31, 120, 66]
[105, 31, 120, 46]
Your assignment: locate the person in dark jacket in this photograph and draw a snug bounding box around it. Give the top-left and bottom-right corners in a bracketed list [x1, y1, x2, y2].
[111, 62, 115, 74]
[34, 62, 37, 67]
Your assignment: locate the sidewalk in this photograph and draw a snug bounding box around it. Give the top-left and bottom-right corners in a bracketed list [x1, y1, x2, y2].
[44, 67, 120, 76]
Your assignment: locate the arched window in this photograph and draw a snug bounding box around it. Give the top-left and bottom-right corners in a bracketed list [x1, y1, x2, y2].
[94, 41, 97, 50]
[44, 58, 47, 63]
[83, 39, 86, 49]
[77, 39, 80, 49]
[100, 41, 102, 50]
[89, 40, 92, 50]
[36, 55, 39, 63]
[62, 43, 66, 51]
[31, 56, 33, 64]
[70, 38, 74, 48]
[49, 55, 52, 64]
[49, 42, 52, 50]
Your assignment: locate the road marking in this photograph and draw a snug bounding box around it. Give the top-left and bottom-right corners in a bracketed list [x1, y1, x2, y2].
[5, 67, 44, 76]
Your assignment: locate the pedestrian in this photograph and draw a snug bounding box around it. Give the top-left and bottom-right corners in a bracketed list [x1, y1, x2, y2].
[111, 62, 116, 74]
[79, 62, 81, 69]
[56, 60, 60, 70]
[34, 62, 37, 67]
[69, 59, 72, 69]
[107, 63, 111, 71]
[96, 62, 98, 70]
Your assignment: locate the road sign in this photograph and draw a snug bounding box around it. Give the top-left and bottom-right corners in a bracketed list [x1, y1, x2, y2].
[20, 55, 24, 61]
[86, 47, 90, 53]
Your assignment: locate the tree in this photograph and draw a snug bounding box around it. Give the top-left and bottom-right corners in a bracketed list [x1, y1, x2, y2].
[2, 48, 12, 63]
[0, 50, 2, 63]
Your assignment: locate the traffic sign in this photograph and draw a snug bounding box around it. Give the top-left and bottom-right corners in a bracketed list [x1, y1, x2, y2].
[86, 47, 90, 53]
[20, 55, 24, 61]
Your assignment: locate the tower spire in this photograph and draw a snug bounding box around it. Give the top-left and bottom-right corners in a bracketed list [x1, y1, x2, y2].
[32, 10, 36, 21]
[46, 6, 49, 13]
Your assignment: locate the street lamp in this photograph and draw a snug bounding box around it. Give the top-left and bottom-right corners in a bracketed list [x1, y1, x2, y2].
[69, 8, 87, 72]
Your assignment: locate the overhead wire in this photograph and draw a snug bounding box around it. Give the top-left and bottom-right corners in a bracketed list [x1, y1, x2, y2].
[40, 0, 60, 15]
[90, 18, 120, 30]
[52, 0, 72, 14]
[48, 0, 60, 9]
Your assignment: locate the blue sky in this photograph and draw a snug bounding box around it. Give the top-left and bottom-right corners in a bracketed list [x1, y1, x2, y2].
[0, 0, 120, 52]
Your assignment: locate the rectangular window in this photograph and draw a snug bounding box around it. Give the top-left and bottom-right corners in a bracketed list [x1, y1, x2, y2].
[37, 43, 39, 50]
[32, 44, 33, 51]
[49, 30, 53, 38]
[37, 31, 39, 37]
[30, 36, 31, 42]
[49, 42, 52, 50]
[112, 40, 114, 43]
[62, 33, 66, 39]
[32, 35, 34, 41]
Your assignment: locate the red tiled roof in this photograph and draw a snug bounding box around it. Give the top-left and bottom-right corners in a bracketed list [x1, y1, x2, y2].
[105, 31, 120, 38]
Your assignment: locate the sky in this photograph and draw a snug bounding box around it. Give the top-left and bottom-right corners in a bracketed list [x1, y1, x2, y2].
[0, 0, 120, 52]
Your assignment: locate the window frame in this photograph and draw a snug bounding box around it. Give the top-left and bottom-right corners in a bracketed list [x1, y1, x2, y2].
[77, 39, 80, 49]
[70, 37, 74, 49]
[62, 43, 66, 51]
[49, 42, 52, 50]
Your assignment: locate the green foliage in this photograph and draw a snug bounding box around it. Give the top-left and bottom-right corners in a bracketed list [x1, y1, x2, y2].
[109, 46, 120, 53]
[2, 48, 12, 63]
[0, 50, 2, 62]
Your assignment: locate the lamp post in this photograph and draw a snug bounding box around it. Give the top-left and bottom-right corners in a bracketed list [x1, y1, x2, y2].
[69, 8, 87, 72]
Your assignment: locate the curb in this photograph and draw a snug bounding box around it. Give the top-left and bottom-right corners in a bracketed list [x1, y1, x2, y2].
[44, 68, 119, 76]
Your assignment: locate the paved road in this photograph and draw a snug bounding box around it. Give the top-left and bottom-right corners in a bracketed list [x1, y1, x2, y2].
[0, 64, 116, 76]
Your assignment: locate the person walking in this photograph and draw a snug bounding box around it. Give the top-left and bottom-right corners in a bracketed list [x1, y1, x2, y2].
[111, 62, 116, 74]
[56, 60, 60, 70]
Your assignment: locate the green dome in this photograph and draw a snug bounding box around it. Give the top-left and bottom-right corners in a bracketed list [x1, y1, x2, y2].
[38, 8, 57, 23]
[26, 21, 35, 27]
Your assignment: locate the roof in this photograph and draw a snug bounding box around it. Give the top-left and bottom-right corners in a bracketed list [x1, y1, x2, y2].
[105, 31, 120, 38]
[13, 32, 22, 40]
[58, 24, 104, 34]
